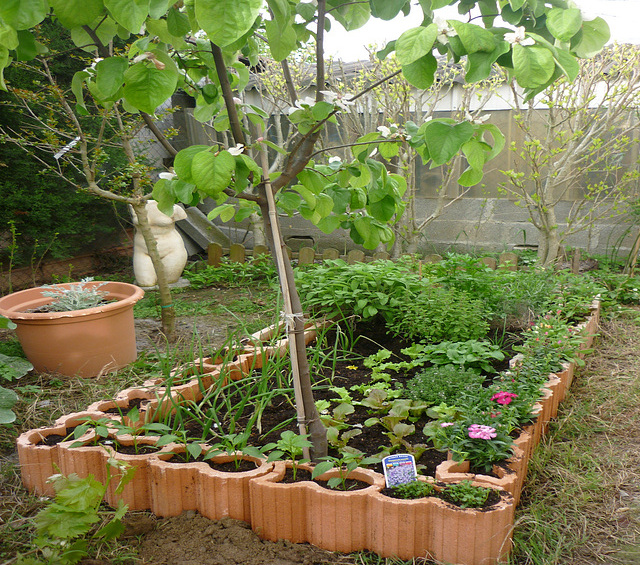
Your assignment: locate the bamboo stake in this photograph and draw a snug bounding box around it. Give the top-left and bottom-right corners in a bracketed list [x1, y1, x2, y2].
[257, 142, 310, 460]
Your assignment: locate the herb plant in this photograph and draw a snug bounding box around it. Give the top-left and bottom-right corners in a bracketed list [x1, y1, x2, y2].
[404, 340, 505, 374]
[406, 365, 485, 407]
[441, 480, 492, 509]
[263, 430, 313, 481]
[311, 450, 380, 490]
[387, 287, 489, 343]
[40, 278, 109, 312]
[389, 479, 436, 499]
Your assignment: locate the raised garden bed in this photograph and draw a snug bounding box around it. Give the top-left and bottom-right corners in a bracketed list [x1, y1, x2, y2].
[15, 296, 600, 564]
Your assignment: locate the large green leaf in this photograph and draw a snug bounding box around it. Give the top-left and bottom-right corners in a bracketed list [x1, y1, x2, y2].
[0, 315, 15, 330]
[0, 23, 18, 51]
[0, 0, 47, 31]
[105, 0, 149, 33]
[573, 17, 610, 59]
[553, 46, 579, 82]
[50, 0, 105, 28]
[123, 61, 178, 114]
[367, 195, 397, 222]
[465, 41, 509, 82]
[370, 0, 408, 20]
[402, 52, 438, 89]
[266, 0, 290, 28]
[96, 57, 128, 100]
[195, 0, 262, 48]
[396, 25, 437, 66]
[166, 7, 191, 36]
[450, 21, 496, 54]
[14, 30, 38, 61]
[265, 19, 297, 61]
[546, 7, 582, 42]
[0, 386, 18, 424]
[174, 145, 213, 183]
[191, 150, 236, 196]
[512, 44, 554, 89]
[327, 0, 370, 31]
[424, 121, 474, 166]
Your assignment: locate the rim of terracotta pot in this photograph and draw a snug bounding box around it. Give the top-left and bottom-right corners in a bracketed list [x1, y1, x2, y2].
[0, 281, 144, 322]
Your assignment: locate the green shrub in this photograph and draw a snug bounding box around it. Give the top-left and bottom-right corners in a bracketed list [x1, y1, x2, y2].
[387, 286, 489, 342]
[295, 259, 427, 322]
[405, 365, 485, 406]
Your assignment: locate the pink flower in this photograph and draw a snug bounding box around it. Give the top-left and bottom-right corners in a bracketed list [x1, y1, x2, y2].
[468, 424, 497, 440]
[440, 422, 454, 428]
[490, 412, 501, 418]
[491, 391, 518, 405]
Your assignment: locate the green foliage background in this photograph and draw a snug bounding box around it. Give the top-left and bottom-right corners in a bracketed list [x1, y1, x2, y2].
[0, 20, 124, 268]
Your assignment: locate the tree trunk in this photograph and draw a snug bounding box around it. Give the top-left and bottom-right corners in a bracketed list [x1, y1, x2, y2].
[130, 202, 176, 341]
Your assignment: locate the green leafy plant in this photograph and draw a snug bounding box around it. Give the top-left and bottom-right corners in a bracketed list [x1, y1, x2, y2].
[404, 340, 505, 374]
[389, 479, 436, 499]
[263, 430, 313, 481]
[441, 480, 492, 509]
[433, 420, 515, 474]
[40, 278, 109, 312]
[0, 352, 32, 382]
[0, 385, 19, 424]
[311, 449, 381, 490]
[406, 365, 486, 407]
[15, 463, 134, 565]
[204, 431, 266, 470]
[387, 286, 490, 343]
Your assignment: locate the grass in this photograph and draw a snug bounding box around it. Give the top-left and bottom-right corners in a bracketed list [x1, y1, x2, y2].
[2, 282, 640, 563]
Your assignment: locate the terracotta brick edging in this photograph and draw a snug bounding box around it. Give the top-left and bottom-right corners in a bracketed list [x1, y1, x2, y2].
[14, 300, 601, 563]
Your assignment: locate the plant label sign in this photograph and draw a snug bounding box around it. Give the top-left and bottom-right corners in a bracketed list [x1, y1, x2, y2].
[382, 454, 417, 488]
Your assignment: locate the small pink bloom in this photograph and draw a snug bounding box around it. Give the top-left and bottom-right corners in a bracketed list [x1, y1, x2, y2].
[468, 424, 497, 440]
[440, 422, 454, 427]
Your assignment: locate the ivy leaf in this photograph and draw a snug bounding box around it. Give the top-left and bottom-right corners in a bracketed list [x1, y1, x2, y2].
[104, 0, 149, 34]
[512, 44, 554, 89]
[195, 0, 263, 48]
[0, 0, 48, 31]
[123, 61, 178, 114]
[395, 25, 437, 66]
[546, 7, 582, 42]
[402, 52, 437, 89]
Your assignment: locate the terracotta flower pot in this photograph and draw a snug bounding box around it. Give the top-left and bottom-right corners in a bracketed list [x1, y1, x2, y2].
[16, 411, 109, 495]
[0, 281, 144, 377]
